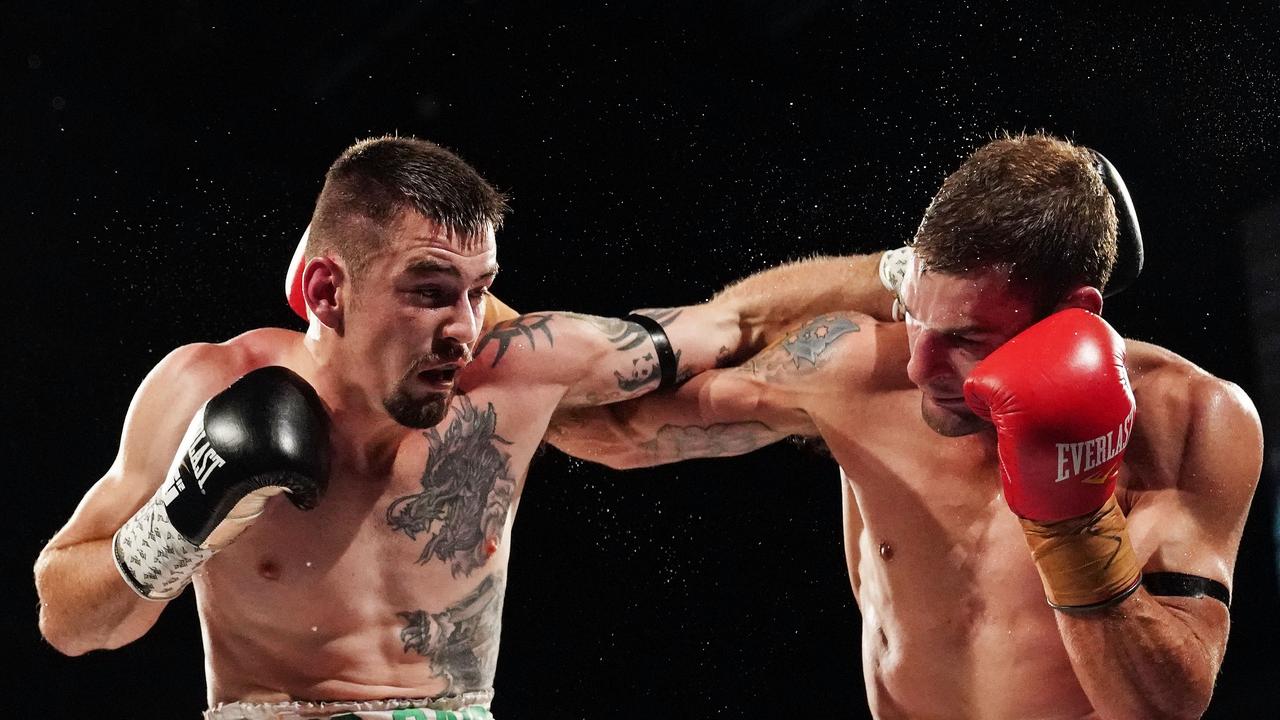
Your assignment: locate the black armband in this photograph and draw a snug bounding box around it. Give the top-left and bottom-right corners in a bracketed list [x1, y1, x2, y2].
[1143, 572, 1230, 608]
[625, 313, 678, 390]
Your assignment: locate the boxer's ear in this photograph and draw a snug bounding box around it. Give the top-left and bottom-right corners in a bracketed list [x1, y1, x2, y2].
[1054, 285, 1104, 315]
[304, 257, 345, 333]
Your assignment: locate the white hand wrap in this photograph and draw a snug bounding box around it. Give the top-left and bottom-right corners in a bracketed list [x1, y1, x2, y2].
[112, 497, 216, 600]
[878, 246, 914, 321]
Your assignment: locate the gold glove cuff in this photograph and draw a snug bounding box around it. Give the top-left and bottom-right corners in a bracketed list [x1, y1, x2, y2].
[1020, 495, 1142, 610]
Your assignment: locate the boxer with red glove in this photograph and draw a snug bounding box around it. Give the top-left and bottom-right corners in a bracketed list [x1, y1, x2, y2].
[964, 308, 1141, 611]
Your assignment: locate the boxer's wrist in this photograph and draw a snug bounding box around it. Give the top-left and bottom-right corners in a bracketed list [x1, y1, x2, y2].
[112, 497, 216, 601]
[878, 246, 913, 322]
[1019, 495, 1142, 611]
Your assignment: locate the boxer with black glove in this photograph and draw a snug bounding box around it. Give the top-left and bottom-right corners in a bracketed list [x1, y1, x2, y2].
[113, 366, 330, 600]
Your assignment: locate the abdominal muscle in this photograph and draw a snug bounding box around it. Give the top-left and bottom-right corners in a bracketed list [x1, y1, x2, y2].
[190, 470, 514, 707]
[826, 406, 1101, 720]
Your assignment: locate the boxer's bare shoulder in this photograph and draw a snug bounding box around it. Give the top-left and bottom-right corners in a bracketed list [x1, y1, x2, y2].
[1122, 339, 1262, 492]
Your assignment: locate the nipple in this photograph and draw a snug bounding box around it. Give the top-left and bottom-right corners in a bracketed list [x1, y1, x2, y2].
[258, 560, 281, 580]
[878, 542, 894, 561]
[485, 536, 499, 558]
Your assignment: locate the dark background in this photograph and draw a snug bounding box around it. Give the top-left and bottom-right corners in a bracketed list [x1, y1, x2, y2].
[8, 2, 1280, 718]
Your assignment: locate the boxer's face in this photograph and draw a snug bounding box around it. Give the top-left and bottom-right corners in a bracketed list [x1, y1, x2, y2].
[900, 255, 1038, 437]
[345, 213, 498, 428]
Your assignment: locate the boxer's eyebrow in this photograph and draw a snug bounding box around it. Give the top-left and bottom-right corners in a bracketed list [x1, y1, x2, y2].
[942, 324, 990, 338]
[404, 259, 458, 277]
[404, 260, 500, 283]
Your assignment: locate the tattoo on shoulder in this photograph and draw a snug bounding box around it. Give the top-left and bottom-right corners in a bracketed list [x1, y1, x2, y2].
[386, 395, 516, 577]
[475, 314, 554, 367]
[398, 571, 505, 696]
[640, 421, 778, 461]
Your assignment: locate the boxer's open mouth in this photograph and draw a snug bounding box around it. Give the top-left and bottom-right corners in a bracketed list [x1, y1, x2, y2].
[419, 366, 459, 384]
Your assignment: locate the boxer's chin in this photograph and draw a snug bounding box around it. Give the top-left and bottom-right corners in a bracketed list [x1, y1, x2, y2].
[920, 395, 986, 437]
[384, 386, 452, 428]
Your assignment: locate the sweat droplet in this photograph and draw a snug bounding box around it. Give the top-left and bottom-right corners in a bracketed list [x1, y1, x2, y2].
[310, 626, 318, 632]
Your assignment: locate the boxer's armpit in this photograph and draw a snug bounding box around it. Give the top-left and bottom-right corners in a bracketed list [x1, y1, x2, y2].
[637, 420, 783, 462]
[398, 571, 506, 696]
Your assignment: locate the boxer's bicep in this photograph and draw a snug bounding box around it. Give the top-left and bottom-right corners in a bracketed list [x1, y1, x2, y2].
[1128, 378, 1261, 665]
[1137, 379, 1261, 589]
[475, 311, 694, 405]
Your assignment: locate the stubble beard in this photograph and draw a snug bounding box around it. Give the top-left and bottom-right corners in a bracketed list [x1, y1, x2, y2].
[383, 353, 464, 429]
[919, 395, 987, 438]
[384, 384, 453, 429]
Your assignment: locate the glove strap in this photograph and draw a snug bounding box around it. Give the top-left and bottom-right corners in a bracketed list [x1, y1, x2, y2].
[112, 497, 215, 601]
[1019, 495, 1142, 611]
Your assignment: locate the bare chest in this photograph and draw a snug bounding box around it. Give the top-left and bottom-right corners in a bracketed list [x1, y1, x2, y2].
[195, 388, 545, 647]
[820, 391, 1094, 717]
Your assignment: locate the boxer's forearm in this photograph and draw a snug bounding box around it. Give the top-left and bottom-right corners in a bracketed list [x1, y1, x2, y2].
[1056, 590, 1220, 720]
[35, 539, 166, 655]
[712, 253, 895, 356]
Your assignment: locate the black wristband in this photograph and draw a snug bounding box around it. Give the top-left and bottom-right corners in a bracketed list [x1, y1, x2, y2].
[1143, 572, 1231, 608]
[625, 313, 678, 390]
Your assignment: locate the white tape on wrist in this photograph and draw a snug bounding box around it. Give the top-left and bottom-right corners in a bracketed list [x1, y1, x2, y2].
[112, 497, 215, 601]
[878, 246, 913, 322]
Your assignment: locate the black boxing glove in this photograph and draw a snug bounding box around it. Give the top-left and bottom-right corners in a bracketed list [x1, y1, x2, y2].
[113, 366, 330, 599]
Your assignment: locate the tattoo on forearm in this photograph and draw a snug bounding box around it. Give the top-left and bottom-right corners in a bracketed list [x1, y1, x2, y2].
[386, 395, 515, 577]
[398, 572, 505, 695]
[475, 314, 554, 367]
[639, 421, 778, 460]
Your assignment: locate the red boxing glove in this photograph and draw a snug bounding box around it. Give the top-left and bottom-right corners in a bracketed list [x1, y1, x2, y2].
[285, 226, 309, 321]
[964, 308, 1136, 522]
[964, 309, 1141, 609]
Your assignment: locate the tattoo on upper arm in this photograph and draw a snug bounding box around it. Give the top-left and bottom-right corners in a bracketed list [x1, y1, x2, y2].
[398, 571, 505, 695]
[742, 314, 859, 382]
[566, 311, 686, 394]
[474, 314, 554, 367]
[581, 308, 683, 351]
[640, 421, 779, 461]
[782, 315, 859, 366]
[386, 395, 516, 578]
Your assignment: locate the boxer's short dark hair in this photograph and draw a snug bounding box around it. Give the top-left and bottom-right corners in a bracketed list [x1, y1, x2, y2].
[911, 132, 1117, 308]
[307, 136, 509, 278]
